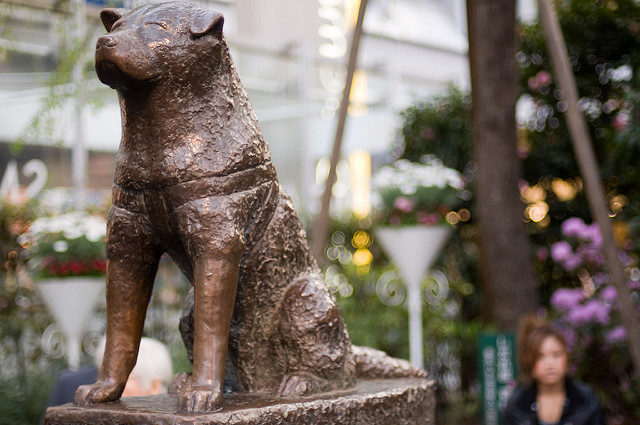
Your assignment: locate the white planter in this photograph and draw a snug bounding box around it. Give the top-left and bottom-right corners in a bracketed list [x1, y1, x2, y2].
[375, 225, 452, 369]
[36, 276, 105, 370]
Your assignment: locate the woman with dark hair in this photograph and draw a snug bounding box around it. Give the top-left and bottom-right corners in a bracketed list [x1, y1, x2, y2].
[502, 315, 605, 425]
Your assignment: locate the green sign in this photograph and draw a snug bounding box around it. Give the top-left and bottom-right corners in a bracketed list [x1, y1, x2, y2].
[478, 333, 517, 425]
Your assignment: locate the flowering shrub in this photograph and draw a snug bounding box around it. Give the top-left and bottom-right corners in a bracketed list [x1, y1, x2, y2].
[18, 212, 107, 278]
[546, 217, 640, 422]
[371, 157, 466, 226]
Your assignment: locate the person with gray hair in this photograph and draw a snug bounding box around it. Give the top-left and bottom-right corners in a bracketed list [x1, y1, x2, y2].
[94, 336, 173, 397]
[46, 336, 173, 409]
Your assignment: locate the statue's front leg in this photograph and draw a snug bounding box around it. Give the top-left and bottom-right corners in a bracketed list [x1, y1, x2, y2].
[75, 207, 160, 405]
[177, 252, 240, 412]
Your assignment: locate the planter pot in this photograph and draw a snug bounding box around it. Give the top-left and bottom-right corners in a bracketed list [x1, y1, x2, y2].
[36, 276, 105, 370]
[375, 225, 452, 369]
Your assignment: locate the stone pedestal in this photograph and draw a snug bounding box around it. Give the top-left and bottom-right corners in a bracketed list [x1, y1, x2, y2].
[44, 378, 435, 425]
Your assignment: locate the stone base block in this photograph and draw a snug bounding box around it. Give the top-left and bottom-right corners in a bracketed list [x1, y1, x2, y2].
[44, 378, 435, 425]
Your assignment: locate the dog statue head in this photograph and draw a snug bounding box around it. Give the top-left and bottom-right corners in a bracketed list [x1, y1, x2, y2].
[95, 3, 226, 92]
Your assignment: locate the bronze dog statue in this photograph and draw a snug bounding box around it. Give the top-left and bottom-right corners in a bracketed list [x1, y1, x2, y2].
[75, 2, 424, 413]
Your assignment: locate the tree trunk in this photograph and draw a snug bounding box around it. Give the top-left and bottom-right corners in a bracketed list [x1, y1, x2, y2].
[466, 0, 538, 330]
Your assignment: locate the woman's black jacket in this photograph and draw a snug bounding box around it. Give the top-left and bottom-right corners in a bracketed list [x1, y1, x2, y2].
[502, 377, 605, 425]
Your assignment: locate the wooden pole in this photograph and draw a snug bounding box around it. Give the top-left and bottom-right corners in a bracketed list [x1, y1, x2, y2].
[538, 0, 640, 376]
[310, 0, 369, 261]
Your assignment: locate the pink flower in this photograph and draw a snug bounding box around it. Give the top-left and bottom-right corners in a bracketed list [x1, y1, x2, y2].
[561, 217, 589, 239]
[536, 247, 549, 261]
[566, 300, 610, 325]
[551, 241, 572, 263]
[417, 211, 440, 225]
[536, 71, 552, 86]
[612, 113, 629, 131]
[586, 224, 602, 248]
[605, 326, 626, 344]
[420, 127, 435, 140]
[619, 251, 632, 267]
[563, 254, 582, 271]
[600, 286, 617, 302]
[394, 196, 414, 213]
[551, 288, 584, 311]
[561, 327, 577, 351]
[528, 76, 540, 91]
[576, 245, 603, 265]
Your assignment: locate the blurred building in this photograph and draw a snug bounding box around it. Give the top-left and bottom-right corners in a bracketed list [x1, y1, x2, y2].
[0, 0, 472, 213]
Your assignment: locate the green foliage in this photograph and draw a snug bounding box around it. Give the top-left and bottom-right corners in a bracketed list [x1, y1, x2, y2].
[0, 201, 38, 276]
[379, 186, 458, 209]
[0, 371, 60, 425]
[518, 2, 640, 422]
[519, 0, 640, 219]
[323, 214, 486, 425]
[0, 3, 12, 63]
[335, 262, 410, 358]
[0, 203, 57, 391]
[393, 4, 640, 422]
[399, 87, 472, 173]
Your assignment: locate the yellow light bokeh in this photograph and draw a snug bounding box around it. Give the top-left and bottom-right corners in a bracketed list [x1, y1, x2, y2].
[351, 230, 371, 248]
[612, 221, 629, 246]
[458, 208, 471, 222]
[526, 202, 549, 222]
[551, 178, 577, 201]
[522, 184, 546, 203]
[349, 151, 371, 219]
[352, 248, 373, 266]
[610, 195, 628, 213]
[445, 211, 460, 226]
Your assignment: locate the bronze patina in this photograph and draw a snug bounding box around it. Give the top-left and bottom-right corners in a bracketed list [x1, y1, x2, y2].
[74, 2, 425, 413]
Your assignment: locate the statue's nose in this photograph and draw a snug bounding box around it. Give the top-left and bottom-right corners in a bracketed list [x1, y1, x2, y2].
[96, 35, 117, 49]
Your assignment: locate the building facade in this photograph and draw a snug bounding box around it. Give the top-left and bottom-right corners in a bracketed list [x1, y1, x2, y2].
[0, 0, 472, 213]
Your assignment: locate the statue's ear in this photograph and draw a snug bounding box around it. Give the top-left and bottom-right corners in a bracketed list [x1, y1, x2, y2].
[100, 8, 128, 32]
[189, 10, 224, 38]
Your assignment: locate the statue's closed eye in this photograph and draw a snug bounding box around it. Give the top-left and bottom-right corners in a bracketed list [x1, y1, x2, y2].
[144, 22, 170, 30]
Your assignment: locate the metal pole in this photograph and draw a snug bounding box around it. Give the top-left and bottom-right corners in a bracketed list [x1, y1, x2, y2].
[72, 0, 87, 209]
[407, 280, 423, 368]
[311, 0, 369, 261]
[538, 0, 640, 376]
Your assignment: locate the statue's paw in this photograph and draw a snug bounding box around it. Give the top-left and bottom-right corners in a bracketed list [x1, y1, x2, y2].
[277, 372, 327, 398]
[168, 372, 192, 395]
[74, 380, 124, 405]
[177, 386, 223, 413]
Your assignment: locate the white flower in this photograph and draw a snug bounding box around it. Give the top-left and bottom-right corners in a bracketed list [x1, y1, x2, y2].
[85, 217, 107, 242]
[64, 227, 83, 240]
[53, 240, 68, 253]
[371, 158, 465, 192]
[21, 211, 107, 243]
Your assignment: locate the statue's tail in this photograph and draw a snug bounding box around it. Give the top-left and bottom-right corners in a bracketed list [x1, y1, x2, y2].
[352, 346, 428, 379]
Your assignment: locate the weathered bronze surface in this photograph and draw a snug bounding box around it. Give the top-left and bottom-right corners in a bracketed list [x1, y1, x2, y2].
[74, 1, 426, 415]
[53, 379, 435, 425]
